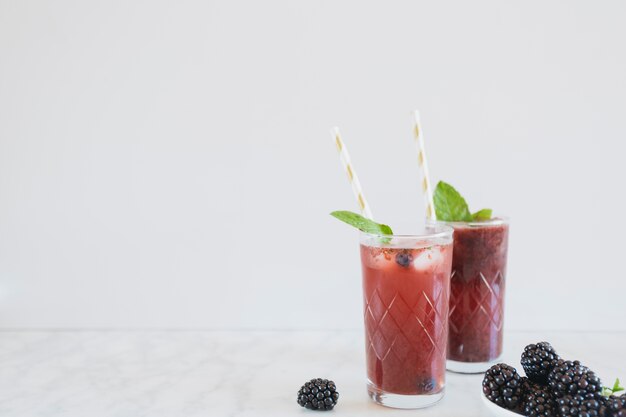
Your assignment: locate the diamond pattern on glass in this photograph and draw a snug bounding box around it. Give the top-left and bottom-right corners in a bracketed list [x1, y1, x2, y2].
[364, 288, 448, 364]
[448, 270, 504, 335]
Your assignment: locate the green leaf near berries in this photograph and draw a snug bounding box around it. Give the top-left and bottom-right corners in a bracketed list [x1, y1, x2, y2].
[330, 211, 393, 243]
[602, 378, 625, 397]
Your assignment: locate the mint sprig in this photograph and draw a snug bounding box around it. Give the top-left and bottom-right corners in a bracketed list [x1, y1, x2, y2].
[433, 181, 493, 222]
[472, 208, 493, 221]
[433, 181, 472, 221]
[330, 211, 393, 243]
[602, 378, 625, 397]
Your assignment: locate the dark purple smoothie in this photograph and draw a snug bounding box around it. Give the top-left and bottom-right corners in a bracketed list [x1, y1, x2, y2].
[446, 220, 509, 367]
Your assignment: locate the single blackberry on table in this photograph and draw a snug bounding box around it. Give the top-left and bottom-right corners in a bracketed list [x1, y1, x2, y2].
[547, 360, 602, 398]
[521, 342, 561, 384]
[483, 364, 524, 409]
[297, 378, 339, 411]
[556, 393, 607, 417]
[605, 395, 626, 417]
[522, 378, 556, 417]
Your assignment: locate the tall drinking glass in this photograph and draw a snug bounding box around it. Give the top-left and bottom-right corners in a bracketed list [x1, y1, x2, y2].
[435, 219, 510, 373]
[359, 226, 454, 409]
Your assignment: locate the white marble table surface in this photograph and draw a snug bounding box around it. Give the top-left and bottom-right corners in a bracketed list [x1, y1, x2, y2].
[0, 330, 624, 416]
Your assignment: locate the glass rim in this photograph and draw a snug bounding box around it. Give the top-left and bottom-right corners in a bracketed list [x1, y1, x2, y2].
[428, 216, 509, 227]
[359, 224, 454, 240]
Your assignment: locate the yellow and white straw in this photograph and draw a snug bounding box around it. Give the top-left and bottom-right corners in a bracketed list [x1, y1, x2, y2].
[332, 127, 374, 219]
[412, 110, 437, 220]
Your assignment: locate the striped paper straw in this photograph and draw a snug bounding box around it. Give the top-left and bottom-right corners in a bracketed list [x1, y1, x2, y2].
[332, 127, 374, 219]
[412, 110, 437, 220]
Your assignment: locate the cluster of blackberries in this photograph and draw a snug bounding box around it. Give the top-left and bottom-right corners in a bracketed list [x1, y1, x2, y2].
[297, 378, 339, 411]
[483, 342, 625, 417]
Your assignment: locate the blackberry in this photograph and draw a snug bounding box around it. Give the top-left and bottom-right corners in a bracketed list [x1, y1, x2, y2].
[483, 364, 524, 409]
[521, 342, 561, 384]
[297, 378, 339, 411]
[605, 395, 626, 417]
[547, 360, 602, 398]
[522, 378, 556, 417]
[556, 393, 607, 417]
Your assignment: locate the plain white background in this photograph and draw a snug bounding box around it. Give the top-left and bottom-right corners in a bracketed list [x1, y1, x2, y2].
[0, 0, 625, 331]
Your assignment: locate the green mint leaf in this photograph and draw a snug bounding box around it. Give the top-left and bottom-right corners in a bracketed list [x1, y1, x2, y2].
[330, 211, 393, 243]
[472, 208, 493, 221]
[603, 378, 625, 397]
[433, 181, 473, 222]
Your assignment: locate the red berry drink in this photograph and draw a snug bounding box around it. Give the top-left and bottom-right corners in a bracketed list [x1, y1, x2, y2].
[444, 219, 509, 373]
[360, 227, 453, 409]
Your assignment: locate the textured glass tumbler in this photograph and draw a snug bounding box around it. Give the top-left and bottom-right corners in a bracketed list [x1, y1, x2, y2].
[359, 227, 453, 409]
[438, 219, 510, 374]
